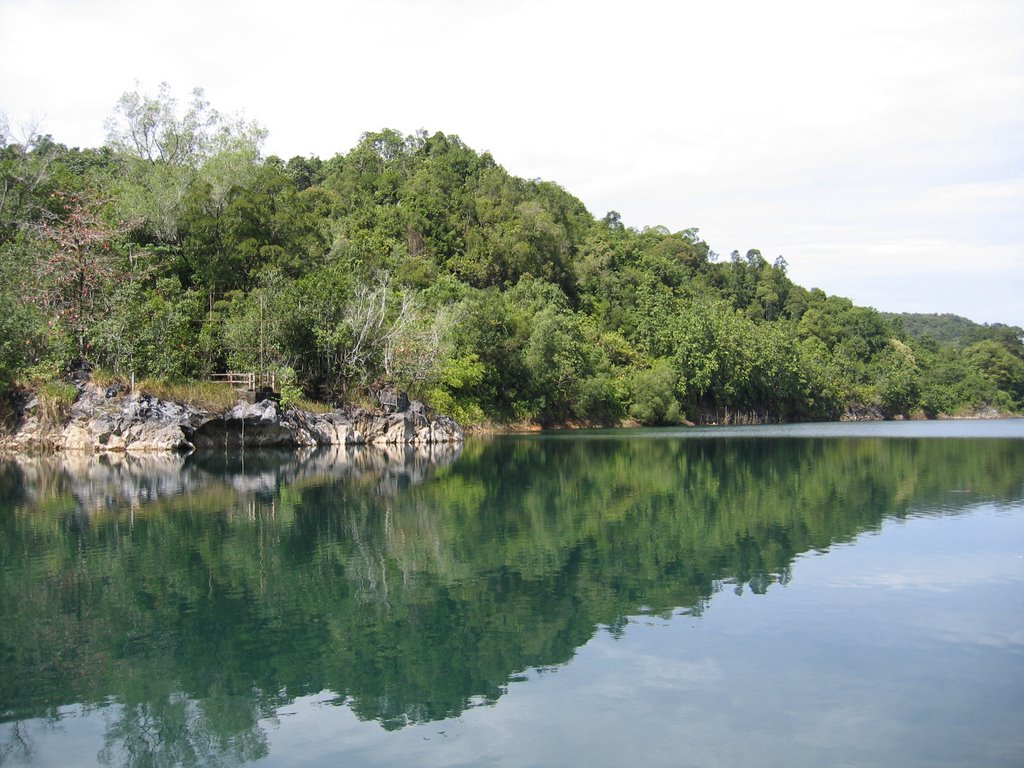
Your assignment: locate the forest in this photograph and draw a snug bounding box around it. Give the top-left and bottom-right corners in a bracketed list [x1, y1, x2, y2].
[2, 84, 1022, 427]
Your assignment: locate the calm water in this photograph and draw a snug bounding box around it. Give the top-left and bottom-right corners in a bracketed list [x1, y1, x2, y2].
[1, 420, 1023, 767]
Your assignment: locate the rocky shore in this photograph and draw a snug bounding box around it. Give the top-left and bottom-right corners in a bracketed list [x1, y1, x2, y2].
[1, 383, 463, 454]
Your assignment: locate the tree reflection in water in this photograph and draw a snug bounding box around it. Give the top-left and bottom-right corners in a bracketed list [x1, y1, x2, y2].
[1, 433, 1021, 766]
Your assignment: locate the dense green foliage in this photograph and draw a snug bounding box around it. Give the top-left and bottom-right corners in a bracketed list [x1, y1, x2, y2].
[2, 88, 1021, 423]
[2, 434, 1022, 758]
[883, 312, 1019, 348]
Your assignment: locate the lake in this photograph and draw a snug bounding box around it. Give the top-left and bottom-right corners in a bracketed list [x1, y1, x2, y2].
[1, 420, 1023, 767]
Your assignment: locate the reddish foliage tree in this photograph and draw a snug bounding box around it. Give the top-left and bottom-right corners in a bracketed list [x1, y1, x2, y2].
[33, 193, 123, 359]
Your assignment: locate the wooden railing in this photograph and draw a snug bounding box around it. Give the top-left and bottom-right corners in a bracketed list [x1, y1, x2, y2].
[210, 371, 277, 392]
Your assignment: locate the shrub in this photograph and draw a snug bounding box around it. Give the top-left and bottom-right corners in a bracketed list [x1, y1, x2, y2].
[275, 366, 303, 408]
[629, 361, 681, 425]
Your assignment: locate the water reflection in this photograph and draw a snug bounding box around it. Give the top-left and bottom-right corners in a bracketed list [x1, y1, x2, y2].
[1, 433, 1022, 766]
[4, 442, 463, 515]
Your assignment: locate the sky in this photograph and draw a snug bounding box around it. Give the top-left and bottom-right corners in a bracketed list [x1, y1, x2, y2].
[2, 0, 1022, 326]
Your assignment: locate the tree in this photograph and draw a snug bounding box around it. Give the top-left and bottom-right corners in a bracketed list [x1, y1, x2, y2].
[0, 256, 42, 389]
[33, 193, 122, 360]
[105, 82, 265, 167]
[522, 307, 617, 424]
[181, 161, 327, 292]
[874, 339, 921, 416]
[964, 339, 1024, 408]
[629, 360, 681, 424]
[1, 119, 60, 242]
[106, 83, 266, 247]
[92, 278, 210, 380]
[602, 210, 623, 230]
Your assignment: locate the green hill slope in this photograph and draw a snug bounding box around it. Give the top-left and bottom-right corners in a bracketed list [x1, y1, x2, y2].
[2, 91, 1022, 424]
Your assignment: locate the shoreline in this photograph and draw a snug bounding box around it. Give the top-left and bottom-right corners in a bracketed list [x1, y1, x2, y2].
[464, 409, 1021, 436]
[0, 382, 464, 455]
[2, 382, 1019, 454]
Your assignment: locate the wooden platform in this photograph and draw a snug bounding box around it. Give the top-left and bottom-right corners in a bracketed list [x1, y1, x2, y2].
[210, 372, 279, 403]
[210, 372, 277, 390]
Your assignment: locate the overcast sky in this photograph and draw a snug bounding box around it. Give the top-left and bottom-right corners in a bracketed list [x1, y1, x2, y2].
[2, 0, 1022, 326]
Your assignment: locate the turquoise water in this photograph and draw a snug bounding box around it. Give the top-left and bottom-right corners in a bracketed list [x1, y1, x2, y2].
[1, 420, 1022, 767]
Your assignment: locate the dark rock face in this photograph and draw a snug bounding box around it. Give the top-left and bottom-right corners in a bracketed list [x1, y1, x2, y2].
[191, 401, 299, 449]
[2, 385, 464, 453]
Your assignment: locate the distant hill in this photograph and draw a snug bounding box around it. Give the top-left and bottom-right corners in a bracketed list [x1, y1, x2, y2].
[883, 313, 1024, 348]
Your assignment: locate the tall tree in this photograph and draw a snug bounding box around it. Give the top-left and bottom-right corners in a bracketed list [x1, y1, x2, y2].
[106, 83, 266, 246]
[33, 193, 122, 359]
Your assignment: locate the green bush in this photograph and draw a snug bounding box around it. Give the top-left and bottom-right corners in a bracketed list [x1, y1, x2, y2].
[629, 361, 681, 425]
[275, 366, 303, 408]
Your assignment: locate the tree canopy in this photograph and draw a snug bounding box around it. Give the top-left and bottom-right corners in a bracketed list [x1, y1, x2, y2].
[1, 86, 1021, 423]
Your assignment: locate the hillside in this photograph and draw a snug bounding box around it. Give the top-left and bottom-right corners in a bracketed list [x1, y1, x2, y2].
[1, 89, 1022, 425]
[883, 312, 1024, 348]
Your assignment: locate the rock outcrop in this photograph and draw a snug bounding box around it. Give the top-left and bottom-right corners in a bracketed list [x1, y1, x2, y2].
[1, 384, 464, 454]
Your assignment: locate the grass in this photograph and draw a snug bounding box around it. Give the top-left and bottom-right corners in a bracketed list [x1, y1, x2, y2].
[293, 397, 336, 414]
[136, 379, 242, 412]
[89, 368, 129, 390]
[37, 381, 80, 427]
[136, 379, 337, 414]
